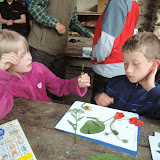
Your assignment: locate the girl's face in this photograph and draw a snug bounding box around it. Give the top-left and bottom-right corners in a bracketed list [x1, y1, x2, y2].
[8, 42, 32, 75]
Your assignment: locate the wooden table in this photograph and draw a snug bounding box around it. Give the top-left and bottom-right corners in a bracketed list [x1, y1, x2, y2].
[64, 36, 93, 68]
[1, 98, 160, 160]
[65, 35, 93, 58]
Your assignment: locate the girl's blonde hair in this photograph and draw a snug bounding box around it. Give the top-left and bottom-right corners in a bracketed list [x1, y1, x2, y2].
[0, 29, 29, 57]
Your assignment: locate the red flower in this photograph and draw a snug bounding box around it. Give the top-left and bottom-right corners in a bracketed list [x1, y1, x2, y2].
[114, 112, 124, 120]
[130, 117, 144, 126]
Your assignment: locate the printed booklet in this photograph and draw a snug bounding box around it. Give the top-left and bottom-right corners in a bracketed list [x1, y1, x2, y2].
[0, 119, 36, 160]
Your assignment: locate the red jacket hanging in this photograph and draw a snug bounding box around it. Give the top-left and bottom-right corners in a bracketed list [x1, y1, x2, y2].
[91, 0, 139, 78]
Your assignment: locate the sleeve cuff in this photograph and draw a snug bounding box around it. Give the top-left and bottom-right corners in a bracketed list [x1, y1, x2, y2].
[71, 77, 87, 97]
[0, 69, 11, 79]
[53, 19, 58, 28]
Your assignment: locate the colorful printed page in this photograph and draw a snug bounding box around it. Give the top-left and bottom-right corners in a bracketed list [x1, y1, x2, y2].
[55, 101, 142, 156]
[0, 119, 37, 160]
[149, 132, 160, 160]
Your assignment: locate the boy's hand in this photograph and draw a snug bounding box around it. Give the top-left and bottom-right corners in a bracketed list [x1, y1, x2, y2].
[138, 62, 158, 91]
[0, 52, 20, 71]
[94, 92, 114, 107]
[78, 73, 90, 88]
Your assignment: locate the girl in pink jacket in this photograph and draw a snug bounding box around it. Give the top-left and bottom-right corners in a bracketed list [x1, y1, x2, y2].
[0, 29, 90, 120]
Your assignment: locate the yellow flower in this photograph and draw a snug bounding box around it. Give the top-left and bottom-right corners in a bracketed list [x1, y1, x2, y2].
[83, 106, 92, 111]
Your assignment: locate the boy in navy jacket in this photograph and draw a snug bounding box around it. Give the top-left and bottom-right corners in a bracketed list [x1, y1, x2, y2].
[92, 32, 160, 119]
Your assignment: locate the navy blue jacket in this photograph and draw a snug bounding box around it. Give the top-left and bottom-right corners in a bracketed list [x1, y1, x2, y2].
[92, 75, 160, 119]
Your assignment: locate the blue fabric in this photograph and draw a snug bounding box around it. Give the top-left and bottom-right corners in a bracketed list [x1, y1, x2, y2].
[93, 75, 160, 119]
[102, 0, 132, 37]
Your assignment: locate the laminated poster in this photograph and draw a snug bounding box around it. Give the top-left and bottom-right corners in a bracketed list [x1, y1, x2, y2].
[0, 119, 36, 160]
[55, 101, 142, 156]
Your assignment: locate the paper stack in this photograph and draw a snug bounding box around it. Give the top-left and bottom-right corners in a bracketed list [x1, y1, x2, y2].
[149, 132, 160, 160]
[82, 47, 92, 58]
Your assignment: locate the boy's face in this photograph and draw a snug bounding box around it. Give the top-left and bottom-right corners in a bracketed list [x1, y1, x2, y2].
[9, 42, 32, 74]
[123, 51, 153, 83]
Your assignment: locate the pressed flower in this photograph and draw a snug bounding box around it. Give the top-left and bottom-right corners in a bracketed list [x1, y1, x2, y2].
[114, 112, 124, 120]
[105, 132, 110, 136]
[82, 105, 92, 111]
[129, 117, 144, 126]
[122, 139, 128, 143]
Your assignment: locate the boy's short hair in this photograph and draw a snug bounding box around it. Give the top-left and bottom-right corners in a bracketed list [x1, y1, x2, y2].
[0, 29, 29, 57]
[122, 32, 160, 61]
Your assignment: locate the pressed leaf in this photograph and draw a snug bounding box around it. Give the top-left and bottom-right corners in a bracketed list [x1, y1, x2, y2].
[84, 52, 91, 56]
[111, 129, 119, 135]
[71, 113, 76, 118]
[87, 117, 98, 120]
[156, 150, 160, 154]
[95, 120, 105, 128]
[80, 120, 105, 134]
[78, 116, 84, 121]
[67, 120, 76, 130]
[89, 153, 147, 160]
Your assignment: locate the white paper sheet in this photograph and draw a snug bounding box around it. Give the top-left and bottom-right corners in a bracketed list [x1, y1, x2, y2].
[55, 101, 141, 155]
[154, 132, 160, 137]
[149, 132, 160, 160]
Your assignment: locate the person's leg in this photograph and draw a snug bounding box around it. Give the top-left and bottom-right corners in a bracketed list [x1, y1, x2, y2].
[48, 54, 66, 79]
[29, 46, 66, 78]
[91, 73, 109, 104]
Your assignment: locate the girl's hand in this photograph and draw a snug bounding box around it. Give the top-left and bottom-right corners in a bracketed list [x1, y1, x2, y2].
[139, 61, 159, 91]
[0, 52, 20, 71]
[94, 92, 114, 107]
[78, 73, 90, 88]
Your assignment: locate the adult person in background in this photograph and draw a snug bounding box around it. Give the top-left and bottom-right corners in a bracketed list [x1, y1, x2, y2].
[91, 0, 139, 102]
[28, 0, 94, 79]
[0, 0, 26, 35]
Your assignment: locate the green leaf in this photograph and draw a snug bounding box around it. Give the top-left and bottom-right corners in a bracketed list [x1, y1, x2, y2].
[111, 129, 119, 135]
[67, 120, 76, 130]
[156, 150, 160, 154]
[84, 52, 91, 56]
[78, 116, 84, 121]
[80, 120, 105, 134]
[71, 113, 76, 118]
[87, 117, 99, 120]
[95, 120, 105, 128]
[81, 64, 85, 75]
[89, 153, 147, 160]
[78, 109, 84, 114]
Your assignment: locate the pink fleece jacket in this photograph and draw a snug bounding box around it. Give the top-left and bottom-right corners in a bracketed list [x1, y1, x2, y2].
[0, 62, 87, 120]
